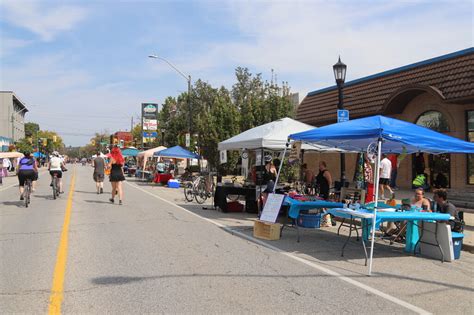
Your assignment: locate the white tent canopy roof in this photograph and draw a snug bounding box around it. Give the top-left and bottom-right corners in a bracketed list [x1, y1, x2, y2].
[218, 117, 341, 151]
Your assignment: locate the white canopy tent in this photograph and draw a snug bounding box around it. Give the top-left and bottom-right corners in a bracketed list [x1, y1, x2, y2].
[137, 146, 167, 170]
[218, 117, 341, 151]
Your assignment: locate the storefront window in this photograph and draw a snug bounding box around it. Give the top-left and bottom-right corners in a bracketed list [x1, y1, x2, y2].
[467, 111, 474, 185]
[416, 111, 450, 132]
[414, 111, 452, 187]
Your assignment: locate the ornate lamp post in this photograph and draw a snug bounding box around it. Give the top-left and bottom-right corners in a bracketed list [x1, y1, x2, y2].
[333, 56, 347, 186]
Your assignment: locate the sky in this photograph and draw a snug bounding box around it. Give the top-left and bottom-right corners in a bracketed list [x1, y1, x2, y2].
[0, 0, 472, 146]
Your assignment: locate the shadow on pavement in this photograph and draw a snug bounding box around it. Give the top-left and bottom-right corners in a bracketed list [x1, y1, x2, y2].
[1, 201, 24, 207]
[83, 200, 111, 204]
[90, 272, 474, 292]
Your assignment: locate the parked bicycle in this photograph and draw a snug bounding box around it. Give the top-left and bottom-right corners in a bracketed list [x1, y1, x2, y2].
[183, 173, 216, 204]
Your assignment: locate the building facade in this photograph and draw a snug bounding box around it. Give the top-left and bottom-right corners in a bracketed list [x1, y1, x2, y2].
[0, 91, 29, 149]
[296, 48, 474, 190]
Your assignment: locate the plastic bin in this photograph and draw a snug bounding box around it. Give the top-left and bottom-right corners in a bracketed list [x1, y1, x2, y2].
[297, 213, 322, 228]
[452, 232, 464, 260]
[167, 180, 180, 188]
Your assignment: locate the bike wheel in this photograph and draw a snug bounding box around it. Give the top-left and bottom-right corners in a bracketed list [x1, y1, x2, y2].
[194, 182, 207, 204]
[183, 183, 194, 202]
[52, 180, 57, 200]
[24, 184, 30, 207]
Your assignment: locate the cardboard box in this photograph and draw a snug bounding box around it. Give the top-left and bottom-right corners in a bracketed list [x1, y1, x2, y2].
[253, 220, 282, 240]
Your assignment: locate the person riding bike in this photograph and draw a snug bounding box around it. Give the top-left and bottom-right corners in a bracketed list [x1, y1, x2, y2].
[48, 151, 66, 194]
[16, 151, 38, 200]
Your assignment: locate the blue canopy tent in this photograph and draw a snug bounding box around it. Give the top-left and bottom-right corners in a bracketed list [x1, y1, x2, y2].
[33, 152, 46, 158]
[121, 147, 140, 157]
[153, 145, 200, 159]
[289, 115, 474, 275]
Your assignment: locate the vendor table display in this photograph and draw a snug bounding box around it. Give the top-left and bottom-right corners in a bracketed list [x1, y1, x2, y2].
[283, 197, 344, 242]
[213, 185, 258, 213]
[327, 208, 451, 262]
[153, 173, 173, 185]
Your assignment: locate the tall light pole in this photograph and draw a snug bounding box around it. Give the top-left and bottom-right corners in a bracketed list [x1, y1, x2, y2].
[148, 54, 192, 147]
[333, 56, 347, 187]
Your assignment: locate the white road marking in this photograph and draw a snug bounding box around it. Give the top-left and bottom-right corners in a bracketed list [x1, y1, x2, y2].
[126, 181, 431, 315]
[0, 183, 17, 192]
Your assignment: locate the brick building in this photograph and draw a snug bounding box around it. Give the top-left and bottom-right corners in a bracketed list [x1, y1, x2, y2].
[297, 48, 474, 190]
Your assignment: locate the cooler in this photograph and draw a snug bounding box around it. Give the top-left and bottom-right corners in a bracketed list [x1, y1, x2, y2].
[451, 232, 464, 260]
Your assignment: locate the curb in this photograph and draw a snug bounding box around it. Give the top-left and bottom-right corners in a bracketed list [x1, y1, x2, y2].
[462, 243, 474, 253]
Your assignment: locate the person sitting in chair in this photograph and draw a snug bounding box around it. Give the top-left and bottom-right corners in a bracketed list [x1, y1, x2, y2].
[433, 189, 464, 232]
[411, 188, 431, 211]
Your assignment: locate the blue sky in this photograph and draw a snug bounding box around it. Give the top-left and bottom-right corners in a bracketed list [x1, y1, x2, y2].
[0, 0, 472, 146]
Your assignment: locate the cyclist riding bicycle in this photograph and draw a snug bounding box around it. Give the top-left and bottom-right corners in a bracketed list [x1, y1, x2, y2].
[17, 151, 38, 200]
[49, 151, 66, 194]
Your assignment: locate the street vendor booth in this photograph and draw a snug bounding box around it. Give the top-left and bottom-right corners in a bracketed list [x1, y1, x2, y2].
[153, 146, 200, 185]
[289, 115, 474, 275]
[136, 146, 166, 179]
[217, 117, 339, 213]
[121, 147, 140, 176]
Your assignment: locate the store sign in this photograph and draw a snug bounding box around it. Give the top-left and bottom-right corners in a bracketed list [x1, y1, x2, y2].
[337, 109, 349, 123]
[143, 119, 158, 130]
[185, 133, 190, 148]
[143, 131, 158, 138]
[141, 103, 159, 144]
[288, 142, 301, 163]
[220, 150, 227, 164]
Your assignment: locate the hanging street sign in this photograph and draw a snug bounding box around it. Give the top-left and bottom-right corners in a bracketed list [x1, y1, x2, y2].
[337, 109, 349, 123]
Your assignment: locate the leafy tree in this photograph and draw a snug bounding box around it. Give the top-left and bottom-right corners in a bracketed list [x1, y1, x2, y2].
[15, 138, 33, 153]
[25, 122, 40, 138]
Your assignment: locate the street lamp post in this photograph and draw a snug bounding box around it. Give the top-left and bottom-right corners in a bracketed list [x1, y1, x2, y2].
[333, 56, 347, 187]
[148, 54, 192, 146]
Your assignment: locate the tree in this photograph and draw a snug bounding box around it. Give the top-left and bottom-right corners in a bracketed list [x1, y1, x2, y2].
[37, 130, 64, 153]
[25, 122, 40, 138]
[15, 138, 33, 153]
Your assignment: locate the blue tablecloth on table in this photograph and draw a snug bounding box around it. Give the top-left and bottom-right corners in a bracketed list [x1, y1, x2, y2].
[326, 208, 451, 253]
[284, 197, 344, 219]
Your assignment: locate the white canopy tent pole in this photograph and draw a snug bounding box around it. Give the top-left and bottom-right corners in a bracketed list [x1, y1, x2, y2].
[368, 138, 382, 276]
[273, 142, 289, 193]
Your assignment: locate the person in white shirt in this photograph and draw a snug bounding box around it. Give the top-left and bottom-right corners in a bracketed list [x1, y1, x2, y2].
[48, 151, 66, 193]
[379, 154, 394, 199]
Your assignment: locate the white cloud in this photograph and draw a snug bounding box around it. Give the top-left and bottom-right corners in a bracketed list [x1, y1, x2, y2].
[1, 0, 87, 41]
[188, 0, 472, 95]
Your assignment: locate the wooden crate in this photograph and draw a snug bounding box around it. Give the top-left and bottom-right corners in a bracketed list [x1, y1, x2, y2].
[253, 220, 282, 240]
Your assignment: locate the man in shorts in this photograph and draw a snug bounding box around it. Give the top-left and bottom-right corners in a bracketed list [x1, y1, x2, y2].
[379, 154, 394, 200]
[92, 152, 106, 194]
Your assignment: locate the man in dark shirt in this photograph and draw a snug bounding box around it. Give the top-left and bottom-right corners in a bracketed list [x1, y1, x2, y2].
[92, 152, 106, 194]
[433, 189, 463, 232]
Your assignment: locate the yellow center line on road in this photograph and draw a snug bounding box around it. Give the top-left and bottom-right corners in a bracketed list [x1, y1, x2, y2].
[48, 168, 76, 315]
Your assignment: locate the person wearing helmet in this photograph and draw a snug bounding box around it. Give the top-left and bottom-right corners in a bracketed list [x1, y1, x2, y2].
[16, 151, 38, 200]
[48, 151, 66, 194]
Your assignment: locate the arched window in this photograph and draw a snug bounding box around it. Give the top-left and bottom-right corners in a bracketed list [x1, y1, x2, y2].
[415, 110, 450, 132]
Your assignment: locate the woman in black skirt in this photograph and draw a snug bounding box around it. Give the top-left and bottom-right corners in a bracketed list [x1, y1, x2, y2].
[108, 146, 125, 205]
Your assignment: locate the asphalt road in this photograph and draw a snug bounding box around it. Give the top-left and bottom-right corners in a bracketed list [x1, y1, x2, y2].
[0, 165, 468, 314]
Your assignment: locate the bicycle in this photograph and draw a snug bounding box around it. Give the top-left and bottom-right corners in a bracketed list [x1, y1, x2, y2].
[183, 173, 216, 204]
[51, 173, 60, 199]
[24, 179, 32, 207]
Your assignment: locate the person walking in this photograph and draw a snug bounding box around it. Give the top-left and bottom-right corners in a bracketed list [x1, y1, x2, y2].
[92, 152, 106, 194]
[379, 154, 394, 200]
[2, 157, 11, 179]
[108, 146, 125, 205]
